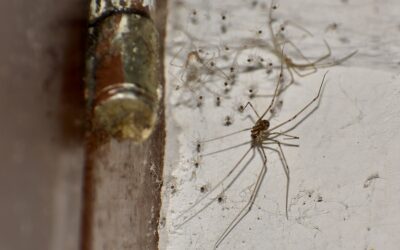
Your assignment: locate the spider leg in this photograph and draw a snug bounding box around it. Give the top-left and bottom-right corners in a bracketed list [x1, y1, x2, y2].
[202, 127, 252, 143]
[175, 148, 255, 227]
[267, 1, 282, 55]
[169, 67, 186, 91]
[169, 44, 187, 68]
[264, 138, 299, 148]
[269, 71, 327, 132]
[202, 141, 251, 157]
[214, 147, 268, 249]
[282, 20, 314, 37]
[285, 39, 332, 77]
[259, 61, 285, 119]
[263, 143, 290, 219]
[201, 76, 226, 97]
[293, 39, 332, 69]
[243, 101, 261, 118]
[269, 132, 299, 140]
[277, 66, 295, 96]
[202, 56, 230, 81]
[284, 40, 318, 76]
[313, 49, 358, 68]
[292, 66, 317, 77]
[304, 39, 332, 65]
[316, 39, 333, 64]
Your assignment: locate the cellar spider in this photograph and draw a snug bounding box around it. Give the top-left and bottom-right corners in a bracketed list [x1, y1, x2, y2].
[175, 63, 328, 249]
[168, 32, 235, 106]
[266, 2, 356, 87]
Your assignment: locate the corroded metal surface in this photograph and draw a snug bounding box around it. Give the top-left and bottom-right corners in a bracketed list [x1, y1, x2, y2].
[81, 1, 166, 250]
[86, 1, 161, 141]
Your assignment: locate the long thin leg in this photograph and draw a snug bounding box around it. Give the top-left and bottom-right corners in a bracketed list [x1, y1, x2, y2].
[263, 139, 299, 148]
[269, 71, 327, 132]
[169, 44, 187, 68]
[202, 128, 252, 143]
[243, 101, 260, 118]
[277, 143, 290, 219]
[202, 58, 231, 81]
[200, 76, 228, 97]
[267, 1, 281, 54]
[292, 66, 317, 78]
[269, 132, 299, 140]
[263, 143, 290, 219]
[292, 42, 357, 72]
[277, 66, 295, 96]
[202, 141, 251, 157]
[292, 39, 332, 69]
[175, 148, 255, 227]
[214, 147, 268, 249]
[285, 40, 314, 65]
[282, 20, 314, 37]
[168, 67, 185, 91]
[279, 37, 331, 75]
[312, 49, 358, 69]
[259, 63, 285, 119]
[284, 40, 318, 76]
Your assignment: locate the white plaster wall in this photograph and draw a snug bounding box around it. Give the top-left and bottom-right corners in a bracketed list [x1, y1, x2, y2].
[159, 1, 400, 249]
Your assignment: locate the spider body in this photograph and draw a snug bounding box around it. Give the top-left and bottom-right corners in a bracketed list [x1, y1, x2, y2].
[251, 119, 270, 146]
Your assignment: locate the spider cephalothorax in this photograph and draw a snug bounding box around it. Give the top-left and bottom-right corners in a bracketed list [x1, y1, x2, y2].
[251, 119, 270, 146]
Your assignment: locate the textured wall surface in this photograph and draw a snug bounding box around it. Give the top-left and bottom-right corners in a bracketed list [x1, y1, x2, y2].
[160, 0, 400, 249]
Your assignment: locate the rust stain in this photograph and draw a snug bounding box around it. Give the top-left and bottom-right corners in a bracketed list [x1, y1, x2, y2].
[94, 14, 125, 93]
[81, 0, 167, 249]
